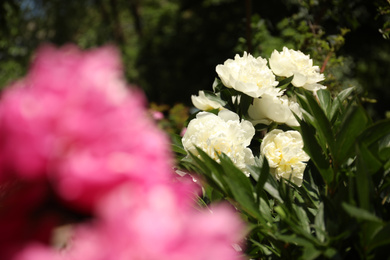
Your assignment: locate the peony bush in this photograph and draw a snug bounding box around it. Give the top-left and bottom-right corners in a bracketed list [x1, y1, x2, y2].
[176, 47, 390, 259]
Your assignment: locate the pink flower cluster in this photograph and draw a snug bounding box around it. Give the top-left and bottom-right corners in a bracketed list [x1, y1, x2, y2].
[0, 45, 246, 259]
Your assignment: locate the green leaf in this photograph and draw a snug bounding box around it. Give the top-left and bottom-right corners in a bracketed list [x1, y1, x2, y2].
[368, 223, 390, 251]
[203, 90, 227, 106]
[330, 87, 355, 121]
[317, 89, 332, 119]
[299, 119, 333, 183]
[254, 156, 270, 199]
[277, 75, 293, 89]
[302, 90, 335, 156]
[218, 154, 262, 220]
[300, 109, 328, 153]
[302, 244, 322, 260]
[190, 148, 229, 195]
[358, 119, 390, 148]
[292, 203, 311, 234]
[238, 93, 253, 118]
[253, 157, 273, 222]
[172, 144, 188, 155]
[314, 203, 326, 242]
[355, 143, 380, 210]
[212, 77, 224, 92]
[264, 175, 284, 203]
[342, 203, 383, 223]
[275, 234, 313, 247]
[378, 132, 390, 161]
[334, 105, 369, 163]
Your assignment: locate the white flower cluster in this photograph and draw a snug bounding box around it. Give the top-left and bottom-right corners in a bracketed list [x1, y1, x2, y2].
[184, 47, 317, 181]
[182, 110, 255, 176]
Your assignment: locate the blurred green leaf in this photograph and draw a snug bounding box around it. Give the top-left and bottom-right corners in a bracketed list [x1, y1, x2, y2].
[172, 144, 188, 155]
[368, 223, 390, 251]
[264, 175, 284, 203]
[301, 245, 321, 260]
[342, 202, 383, 223]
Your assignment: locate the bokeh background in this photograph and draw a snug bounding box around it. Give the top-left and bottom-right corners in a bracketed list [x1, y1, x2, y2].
[1, 0, 389, 120]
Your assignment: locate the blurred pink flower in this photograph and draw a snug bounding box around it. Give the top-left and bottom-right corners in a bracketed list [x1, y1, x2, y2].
[0, 45, 247, 260]
[0, 45, 173, 211]
[15, 182, 246, 260]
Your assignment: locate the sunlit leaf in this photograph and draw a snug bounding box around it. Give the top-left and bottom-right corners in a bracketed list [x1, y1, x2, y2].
[317, 89, 332, 119]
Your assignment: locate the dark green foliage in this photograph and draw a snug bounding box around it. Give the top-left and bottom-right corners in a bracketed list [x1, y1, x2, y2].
[1, 0, 390, 119]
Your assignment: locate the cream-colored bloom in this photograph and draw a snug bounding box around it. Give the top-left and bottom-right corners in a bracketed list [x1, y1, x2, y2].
[248, 94, 302, 127]
[191, 91, 224, 111]
[216, 52, 281, 98]
[182, 110, 255, 176]
[269, 47, 326, 92]
[260, 129, 310, 186]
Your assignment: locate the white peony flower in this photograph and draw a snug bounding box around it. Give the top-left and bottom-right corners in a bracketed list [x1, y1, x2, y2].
[248, 94, 302, 127]
[269, 47, 326, 92]
[260, 129, 310, 186]
[182, 110, 255, 176]
[216, 52, 281, 98]
[191, 91, 224, 111]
